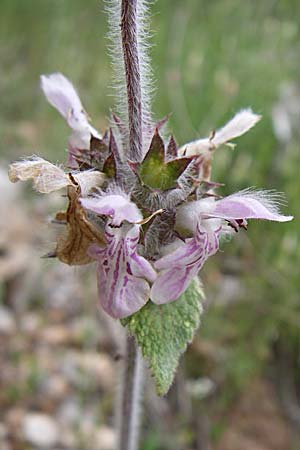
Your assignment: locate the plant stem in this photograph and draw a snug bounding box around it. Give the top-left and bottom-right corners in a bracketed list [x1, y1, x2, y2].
[121, 0, 143, 161]
[117, 335, 144, 450]
[117, 3, 144, 448]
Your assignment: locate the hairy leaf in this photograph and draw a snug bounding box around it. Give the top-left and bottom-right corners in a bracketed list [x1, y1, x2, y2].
[122, 278, 204, 395]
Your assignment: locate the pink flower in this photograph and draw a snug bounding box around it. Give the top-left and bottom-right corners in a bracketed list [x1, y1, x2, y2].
[81, 194, 156, 318]
[40, 73, 101, 168]
[150, 189, 293, 305]
[81, 188, 293, 316]
[213, 189, 293, 223]
[178, 109, 261, 157]
[150, 220, 220, 304]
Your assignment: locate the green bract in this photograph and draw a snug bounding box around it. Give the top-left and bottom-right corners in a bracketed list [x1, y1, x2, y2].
[138, 130, 191, 190]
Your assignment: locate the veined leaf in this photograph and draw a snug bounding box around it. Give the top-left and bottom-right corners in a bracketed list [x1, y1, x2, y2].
[122, 278, 204, 395]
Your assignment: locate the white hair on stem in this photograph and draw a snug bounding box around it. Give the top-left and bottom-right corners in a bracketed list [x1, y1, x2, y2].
[105, 0, 154, 159]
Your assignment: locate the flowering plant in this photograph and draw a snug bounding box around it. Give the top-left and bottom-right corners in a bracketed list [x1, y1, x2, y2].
[9, 72, 293, 385]
[8, 0, 293, 447]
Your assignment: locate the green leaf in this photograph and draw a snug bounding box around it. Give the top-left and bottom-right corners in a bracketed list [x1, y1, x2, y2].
[122, 278, 204, 396]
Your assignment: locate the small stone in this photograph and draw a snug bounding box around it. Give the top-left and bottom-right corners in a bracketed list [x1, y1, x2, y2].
[0, 307, 16, 335]
[41, 325, 74, 345]
[186, 377, 215, 399]
[70, 316, 103, 345]
[5, 408, 25, 431]
[57, 398, 81, 426]
[79, 352, 115, 390]
[41, 375, 70, 400]
[59, 426, 77, 447]
[76, 421, 116, 450]
[21, 313, 41, 335]
[61, 351, 115, 390]
[94, 426, 116, 450]
[22, 413, 59, 448]
[34, 346, 58, 372]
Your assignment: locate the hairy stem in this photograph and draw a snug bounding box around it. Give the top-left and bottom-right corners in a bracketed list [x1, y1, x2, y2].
[117, 335, 144, 450]
[121, 0, 143, 161]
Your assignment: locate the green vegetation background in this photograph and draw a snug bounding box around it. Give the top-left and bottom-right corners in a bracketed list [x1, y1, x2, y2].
[0, 0, 299, 446]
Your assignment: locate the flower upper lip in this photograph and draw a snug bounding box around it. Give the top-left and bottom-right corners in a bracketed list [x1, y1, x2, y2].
[81, 193, 143, 227]
[40, 72, 102, 169]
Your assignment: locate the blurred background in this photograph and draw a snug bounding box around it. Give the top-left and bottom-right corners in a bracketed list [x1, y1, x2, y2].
[0, 0, 299, 449]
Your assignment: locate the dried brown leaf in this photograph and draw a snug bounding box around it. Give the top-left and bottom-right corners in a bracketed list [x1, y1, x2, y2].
[55, 185, 105, 265]
[8, 157, 70, 193]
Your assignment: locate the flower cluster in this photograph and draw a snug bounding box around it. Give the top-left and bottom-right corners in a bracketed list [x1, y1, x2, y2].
[9, 73, 293, 319]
